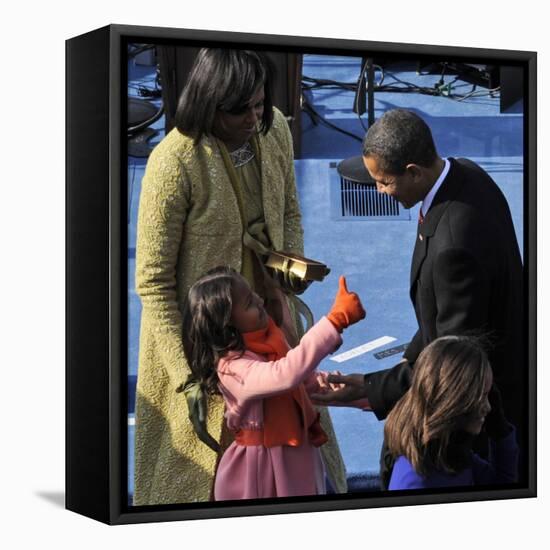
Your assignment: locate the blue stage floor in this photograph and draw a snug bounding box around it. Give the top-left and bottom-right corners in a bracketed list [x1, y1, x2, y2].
[126, 52, 524, 499]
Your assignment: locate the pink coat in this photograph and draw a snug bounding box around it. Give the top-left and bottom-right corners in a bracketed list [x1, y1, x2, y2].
[213, 316, 342, 500]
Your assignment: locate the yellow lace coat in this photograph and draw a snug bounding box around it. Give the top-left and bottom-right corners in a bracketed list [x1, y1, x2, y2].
[134, 108, 347, 505]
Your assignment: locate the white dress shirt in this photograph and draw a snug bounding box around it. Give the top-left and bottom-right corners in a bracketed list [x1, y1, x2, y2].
[421, 158, 450, 217]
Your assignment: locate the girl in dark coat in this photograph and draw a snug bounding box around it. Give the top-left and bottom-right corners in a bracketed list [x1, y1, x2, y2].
[385, 335, 518, 490]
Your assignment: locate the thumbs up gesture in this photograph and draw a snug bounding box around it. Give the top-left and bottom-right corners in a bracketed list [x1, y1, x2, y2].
[326, 276, 366, 332]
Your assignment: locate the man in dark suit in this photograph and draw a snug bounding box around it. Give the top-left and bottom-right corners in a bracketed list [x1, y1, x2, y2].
[313, 109, 525, 486]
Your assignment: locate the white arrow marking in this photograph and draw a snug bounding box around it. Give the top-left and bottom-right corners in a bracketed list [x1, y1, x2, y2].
[329, 336, 397, 363]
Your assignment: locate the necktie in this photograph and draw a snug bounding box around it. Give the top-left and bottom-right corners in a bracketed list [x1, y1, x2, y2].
[418, 209, 425, 225]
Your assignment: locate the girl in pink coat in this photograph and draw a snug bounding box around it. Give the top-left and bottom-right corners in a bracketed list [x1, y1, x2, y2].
[181, 266, 366, 501]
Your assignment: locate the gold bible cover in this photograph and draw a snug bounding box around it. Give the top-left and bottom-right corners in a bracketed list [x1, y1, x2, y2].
[265, 251, 330, 282]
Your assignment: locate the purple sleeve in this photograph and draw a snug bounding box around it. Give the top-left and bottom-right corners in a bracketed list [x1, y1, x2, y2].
[388, 456, 430, 490]
[472, 427, 519, 484]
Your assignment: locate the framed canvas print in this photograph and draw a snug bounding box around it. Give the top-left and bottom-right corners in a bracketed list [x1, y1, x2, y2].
[66, 24, 537, 525]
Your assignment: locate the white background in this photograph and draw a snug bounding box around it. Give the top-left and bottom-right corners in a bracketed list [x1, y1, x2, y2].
[2, 0, 546, 547]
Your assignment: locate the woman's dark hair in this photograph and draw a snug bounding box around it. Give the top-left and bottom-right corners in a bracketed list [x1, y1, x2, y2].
[384, 335, 492, 476]
[175, 48, 275, 144]
[362, 108, 438, 174]
[181, 266, 245, 395]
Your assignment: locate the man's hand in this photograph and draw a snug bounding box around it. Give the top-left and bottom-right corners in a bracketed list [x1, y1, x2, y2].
[310, 373, 369, 408]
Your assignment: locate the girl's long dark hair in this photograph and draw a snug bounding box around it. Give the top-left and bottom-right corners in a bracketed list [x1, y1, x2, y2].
[175, 48, 275, 144]
[182, 266, 245, 395]
[385, 335, 492, 476]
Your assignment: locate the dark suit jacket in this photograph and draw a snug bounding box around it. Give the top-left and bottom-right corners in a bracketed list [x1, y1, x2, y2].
[365, 158, 524, 433]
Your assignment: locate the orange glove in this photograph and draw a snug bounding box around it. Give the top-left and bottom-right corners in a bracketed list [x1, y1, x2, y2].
[326, 276, 366, 332]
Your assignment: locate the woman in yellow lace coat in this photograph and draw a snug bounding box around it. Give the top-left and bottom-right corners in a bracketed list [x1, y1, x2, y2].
[134, 49, 346, 505]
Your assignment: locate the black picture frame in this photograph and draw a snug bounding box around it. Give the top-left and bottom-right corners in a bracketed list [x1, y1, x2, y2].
[66, 23, 537, 525]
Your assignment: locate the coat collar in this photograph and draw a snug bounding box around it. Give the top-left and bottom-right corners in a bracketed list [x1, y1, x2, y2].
[410, 158, 462, 286]
[419, 157, 462, 237]
[195, 110, 287, 251]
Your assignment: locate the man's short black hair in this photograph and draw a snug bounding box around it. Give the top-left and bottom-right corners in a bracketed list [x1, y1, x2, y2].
[175, 48, 275, 144]
[362, 109, 438, 174]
